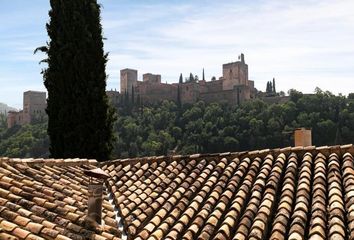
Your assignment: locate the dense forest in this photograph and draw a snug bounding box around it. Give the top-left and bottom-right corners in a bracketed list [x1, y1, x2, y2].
[0, 89, 353, 158]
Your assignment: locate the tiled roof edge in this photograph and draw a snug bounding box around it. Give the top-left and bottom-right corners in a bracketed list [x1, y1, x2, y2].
[101, 144, 354, 167]
[0, 157, 98, 167]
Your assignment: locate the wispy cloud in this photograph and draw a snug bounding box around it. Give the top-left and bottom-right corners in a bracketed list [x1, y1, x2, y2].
[1, 0, 354, 107]
[103, 0, 354, 94]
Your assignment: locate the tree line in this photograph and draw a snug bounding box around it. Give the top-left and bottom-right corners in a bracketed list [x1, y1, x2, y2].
[0, 89, 353, 159]
[113, 88, 354, 158]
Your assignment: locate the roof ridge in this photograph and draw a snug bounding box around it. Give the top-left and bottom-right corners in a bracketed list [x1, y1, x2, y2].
[0, 144, 352, 167]
[101, 144, 354, 166]
[0, 157, 98, 167]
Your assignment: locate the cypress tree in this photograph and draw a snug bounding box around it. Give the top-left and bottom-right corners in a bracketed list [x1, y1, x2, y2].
[177, 85, 181, 108]
[179, 73, 183, 84]
[273, 78, 276, 93]
[131, 85, 135, 105]
[266, 82, 270, 93]
[38, 0, 115, 161]
[189, 73, 194, 82]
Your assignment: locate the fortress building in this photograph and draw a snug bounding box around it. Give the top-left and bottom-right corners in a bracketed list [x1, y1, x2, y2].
[7, 91, 46, 128]
[116, 53, 257, 106]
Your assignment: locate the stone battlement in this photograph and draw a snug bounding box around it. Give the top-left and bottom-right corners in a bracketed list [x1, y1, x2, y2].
[116, 53, 257, 106]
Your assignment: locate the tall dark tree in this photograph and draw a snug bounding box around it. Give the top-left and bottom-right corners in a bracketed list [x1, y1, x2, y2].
[202, 68, 205, 81]
[266, 81, 270, 93]
[179, 73, 183, 84]
[189, 73, 194, 82]
[38, 0, 115, 161]
[272, 78, 276, 93]
[177, 85, 182, 108]
[131, 86, 135, 104]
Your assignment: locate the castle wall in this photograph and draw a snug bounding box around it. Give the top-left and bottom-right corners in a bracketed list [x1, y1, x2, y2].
[198, 80, 223, 94]
[117, 54, 258, 107]
[235, 85, 251, 104]
[180, 82, 199, 104]
[143, 73, 161, 84]
[7, 111, 18, 128]
[199, 89, 237, 104]
[137, 82, 178, 104]
[249, 80, 257, 99]
[106, 91, 121, 106]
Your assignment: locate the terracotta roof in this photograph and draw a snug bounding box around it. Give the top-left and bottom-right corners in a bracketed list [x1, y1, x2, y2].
[102, 144, 354, 240]
[0, 158, 121, 240]
[1, 144, 354, 240]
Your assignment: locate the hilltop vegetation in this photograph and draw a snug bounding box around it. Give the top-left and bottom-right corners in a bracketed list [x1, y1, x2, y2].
[0, 89, 353, 159]
[0, 120, 49, 158]
[114, 89, 354, 157]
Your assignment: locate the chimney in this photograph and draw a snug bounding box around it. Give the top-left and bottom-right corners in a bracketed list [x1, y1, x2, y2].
[294, 128, 312, 147]
[84, 168, 110, 224]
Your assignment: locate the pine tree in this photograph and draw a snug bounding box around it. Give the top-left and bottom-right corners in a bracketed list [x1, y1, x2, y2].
[38, 0, 115, 161]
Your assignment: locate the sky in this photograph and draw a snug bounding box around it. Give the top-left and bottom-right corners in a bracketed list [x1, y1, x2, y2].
[0, 0, 354, 109]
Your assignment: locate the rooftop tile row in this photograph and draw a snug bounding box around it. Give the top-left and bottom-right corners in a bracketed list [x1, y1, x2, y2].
[103, 146, 354, 240]
[0, 144, 353, 239]
[0, 158, 121, 240]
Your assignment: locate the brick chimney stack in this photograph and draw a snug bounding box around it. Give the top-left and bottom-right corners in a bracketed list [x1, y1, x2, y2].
[294, 128, 312, 147]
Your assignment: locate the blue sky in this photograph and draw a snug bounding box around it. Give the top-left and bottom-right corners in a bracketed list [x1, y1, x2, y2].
[1, 0, 354, 108]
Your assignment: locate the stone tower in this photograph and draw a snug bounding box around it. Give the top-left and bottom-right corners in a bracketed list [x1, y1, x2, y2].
[22, 91, 46, 124]
[120, 69, 138, 95]
[222, 53, 249, 90]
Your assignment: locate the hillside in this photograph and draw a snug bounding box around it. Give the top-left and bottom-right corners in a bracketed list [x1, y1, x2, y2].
[0, 89, 353, 159]
[0, 102, 16, 114]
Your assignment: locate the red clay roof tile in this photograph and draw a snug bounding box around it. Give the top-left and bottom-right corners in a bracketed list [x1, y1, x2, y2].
[0, 158, 121, 240]
[1, 145, 354, 239]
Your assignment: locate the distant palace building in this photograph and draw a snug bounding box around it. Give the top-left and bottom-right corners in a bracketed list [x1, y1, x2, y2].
[7, 91, 46, 128]
[109, 53, 259, 106]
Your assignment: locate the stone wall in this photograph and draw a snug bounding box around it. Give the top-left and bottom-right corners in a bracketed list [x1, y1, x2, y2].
[106, 91, 120, 106]
[199, 89, 236, 104]
[180, 82, 199, 104]
[143, 73, 161, 83]
[137, 82, 178, 104]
